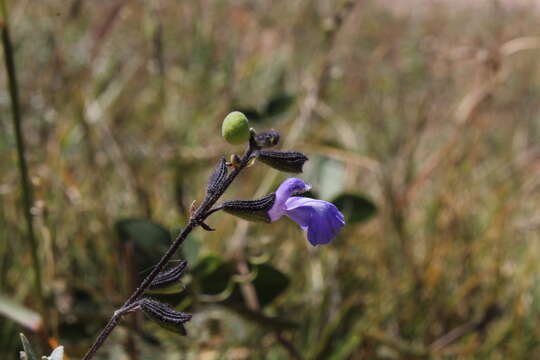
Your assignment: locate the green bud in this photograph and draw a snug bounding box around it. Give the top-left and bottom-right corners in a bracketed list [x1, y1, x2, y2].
[222, 111, 250, 145]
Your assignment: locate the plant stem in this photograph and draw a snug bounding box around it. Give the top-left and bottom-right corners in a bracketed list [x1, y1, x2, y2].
[1, 1, 44, 305]
[81, 142, 256, 360]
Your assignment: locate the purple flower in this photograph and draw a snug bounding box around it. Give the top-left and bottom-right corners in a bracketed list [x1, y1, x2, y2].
[268, 178, 345, 246]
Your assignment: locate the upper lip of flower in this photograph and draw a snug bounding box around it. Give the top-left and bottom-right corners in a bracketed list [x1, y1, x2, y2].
[268, 178, 312, 221]
[293, 183, 312, 194]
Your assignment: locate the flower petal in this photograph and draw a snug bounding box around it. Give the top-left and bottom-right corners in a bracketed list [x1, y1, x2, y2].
[284, 197, 345, 246]
[268, 178, 311, 222]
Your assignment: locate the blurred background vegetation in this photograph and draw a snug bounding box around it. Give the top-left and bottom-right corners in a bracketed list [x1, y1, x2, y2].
[3, 0, 540, 358]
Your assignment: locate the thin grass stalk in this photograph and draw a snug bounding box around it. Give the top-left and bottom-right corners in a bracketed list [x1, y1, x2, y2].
[0, 1, 44, 303]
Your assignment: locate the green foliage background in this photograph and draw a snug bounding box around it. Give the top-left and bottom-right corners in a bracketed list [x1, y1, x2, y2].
[2, 0, 540, 358]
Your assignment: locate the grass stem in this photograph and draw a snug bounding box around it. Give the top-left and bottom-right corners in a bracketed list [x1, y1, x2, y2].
[1, 1, 44, 305]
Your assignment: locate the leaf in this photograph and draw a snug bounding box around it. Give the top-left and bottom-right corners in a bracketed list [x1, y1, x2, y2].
[251, 264, 289, 307]
[192, 257, 288, 307]
[264, 94, 295, 117]
[227, 305, 297, 331]
[19, 333, 37, 360]
[308, 156, 345, 200]
[319, 158, 345, 200]
[0, 295, 42, 331]
[181, 236, 200, 266]
[115, 218, 171, 270]
[331, 193, 377, 224]
[116, 218, 171, 248]
[192, 256, 234, 296]
[310, 300, 363, 360]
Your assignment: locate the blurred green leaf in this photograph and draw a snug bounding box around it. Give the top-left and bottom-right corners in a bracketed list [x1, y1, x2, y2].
[191, 257, 288, 307]
[181, 236, 201, 266]
[116, 218, 171, 248]
[310, 299, 364, 360]
[252, 264, 289, 307]
[19, 333, 37, 360]
[193, 256, 234, 296]
[227, 305, 298, 331]
[309, 157, 346, 200]
[233, 94, 295, 123]
[332, 193, 377, 224]
[115, 218, 171, 270]
[264, 94, 295, 118]
[0, 295, 41, 331]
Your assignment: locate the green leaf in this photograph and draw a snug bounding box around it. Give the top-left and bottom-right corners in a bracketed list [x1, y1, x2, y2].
[320, 159, 345, 200]
[252, 264, 289, 307]
[331, 193, 377, 224]
[0, 295, 42, 331]
[116, 218, 171, 248]
[181, 235, 200, 266]
[192, 257, 288, 307]
[308, 156, 345, 200]
[115, 218, 171, 270]
[19, 333, 37, 360]
[193, 256, 234, 297]
[264, 94, 295, 117]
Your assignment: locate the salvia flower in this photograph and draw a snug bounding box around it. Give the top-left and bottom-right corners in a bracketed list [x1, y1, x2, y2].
[268, 178, 345, 246]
